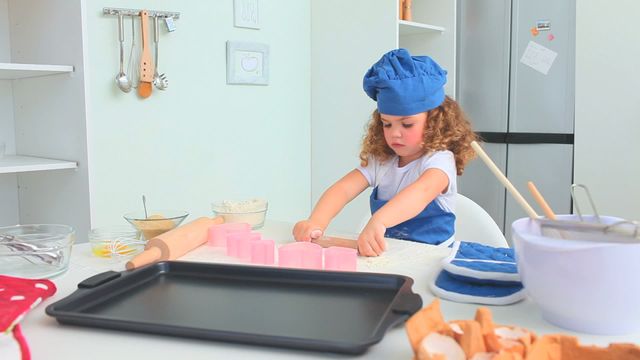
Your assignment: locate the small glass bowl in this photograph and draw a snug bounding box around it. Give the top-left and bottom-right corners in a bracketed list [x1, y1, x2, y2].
[123, 210, 189, 240]
[0, 224, 75, 279]
[88, 227, 145, 259]
[211, 199, 268, 229]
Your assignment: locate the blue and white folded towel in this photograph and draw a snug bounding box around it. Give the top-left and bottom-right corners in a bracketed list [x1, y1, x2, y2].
[429, 241, 526, 305]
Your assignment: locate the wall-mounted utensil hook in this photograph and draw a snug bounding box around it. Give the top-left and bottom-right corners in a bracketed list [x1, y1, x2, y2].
[103, 7, 181, 20]
[104, 7, 179, 97]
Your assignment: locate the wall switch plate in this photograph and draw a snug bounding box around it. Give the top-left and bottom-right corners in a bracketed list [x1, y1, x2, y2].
[234, 0, 260, 29]
[226, 41, 269, 85]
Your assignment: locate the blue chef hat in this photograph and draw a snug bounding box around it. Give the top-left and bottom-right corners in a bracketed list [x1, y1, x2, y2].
[363, 48, 447, 116]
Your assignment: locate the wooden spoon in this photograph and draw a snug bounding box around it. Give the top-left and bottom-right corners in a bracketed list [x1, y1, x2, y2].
[527, 181, 557, 220]
[138, 10, 153, 99]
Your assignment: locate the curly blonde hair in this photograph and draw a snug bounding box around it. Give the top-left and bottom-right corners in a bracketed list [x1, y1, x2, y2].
[359, 96, 478, 175]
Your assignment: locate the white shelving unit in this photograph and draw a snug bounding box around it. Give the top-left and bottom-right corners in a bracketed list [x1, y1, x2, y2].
[399, 20, 445, 35]
[0, 62, 77, 175]
[1, 0, 91, 238]
[0, 63, 74, 80]
[0, 155, 77, 174]
[398, 0, 456, 96]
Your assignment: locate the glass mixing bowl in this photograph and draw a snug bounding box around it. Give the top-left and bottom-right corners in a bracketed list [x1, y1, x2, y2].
[88, 226, 144, 259]
[0, 224, 75, 279]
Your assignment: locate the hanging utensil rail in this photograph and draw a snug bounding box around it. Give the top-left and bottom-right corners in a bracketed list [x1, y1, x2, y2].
[103, 7, 180, 19]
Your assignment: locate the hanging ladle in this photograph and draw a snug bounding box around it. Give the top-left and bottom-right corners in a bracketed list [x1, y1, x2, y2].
[115, 14, 132, 93]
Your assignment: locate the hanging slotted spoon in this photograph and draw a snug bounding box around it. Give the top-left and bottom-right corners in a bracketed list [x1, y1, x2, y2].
[152, 16, 168, 90]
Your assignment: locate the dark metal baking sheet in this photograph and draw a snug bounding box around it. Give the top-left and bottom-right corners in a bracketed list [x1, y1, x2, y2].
[46, 261, 422, 354]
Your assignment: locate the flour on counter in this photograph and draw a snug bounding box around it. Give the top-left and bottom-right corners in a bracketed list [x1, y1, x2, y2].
[358, 239, 451, 272]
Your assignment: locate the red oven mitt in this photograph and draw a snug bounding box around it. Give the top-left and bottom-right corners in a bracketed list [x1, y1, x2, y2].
[0, 275, 57, 360]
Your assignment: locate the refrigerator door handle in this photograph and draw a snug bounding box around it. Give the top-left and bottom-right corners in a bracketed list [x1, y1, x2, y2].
[477, 132, 574, 145]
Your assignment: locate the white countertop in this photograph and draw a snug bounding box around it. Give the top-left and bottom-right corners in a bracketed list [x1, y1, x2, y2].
[20, 220, 640, 359]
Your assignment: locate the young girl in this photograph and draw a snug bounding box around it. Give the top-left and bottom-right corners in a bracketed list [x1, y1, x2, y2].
[294, 49, 477, 256]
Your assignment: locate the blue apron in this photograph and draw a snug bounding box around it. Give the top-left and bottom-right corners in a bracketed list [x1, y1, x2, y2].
[369, 187, 455, 245]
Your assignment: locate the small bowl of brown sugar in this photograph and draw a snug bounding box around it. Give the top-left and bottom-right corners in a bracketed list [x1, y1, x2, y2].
[123, 210, 189, 241]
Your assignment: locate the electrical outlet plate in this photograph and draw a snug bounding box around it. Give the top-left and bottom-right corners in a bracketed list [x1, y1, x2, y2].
[233, 0, 260, 29]
[226, 41, 269, 85]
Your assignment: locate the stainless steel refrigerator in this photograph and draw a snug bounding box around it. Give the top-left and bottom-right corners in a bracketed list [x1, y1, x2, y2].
[456, 0, 576, 241]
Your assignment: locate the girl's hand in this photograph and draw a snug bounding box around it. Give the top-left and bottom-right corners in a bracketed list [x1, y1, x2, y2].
[293, 220, 324, 242]
[357, 219, 387, 256]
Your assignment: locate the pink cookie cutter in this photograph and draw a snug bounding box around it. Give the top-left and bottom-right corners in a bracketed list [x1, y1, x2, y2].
[278, 242, 323, 270]
[324, 246, 357, 271]
[227, 231, 261, 259]
[250, 239, 275, 265]
[238, 232, 262, 261]
[226, 231, 248, 257]
[207, 222, 250, 247]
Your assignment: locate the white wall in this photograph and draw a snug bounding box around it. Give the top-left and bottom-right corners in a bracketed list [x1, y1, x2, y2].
[0, 0, 8, 61]
[85, 1, 311, 228]
[575, 1, 640, 220]
[310, 0, 397, 234]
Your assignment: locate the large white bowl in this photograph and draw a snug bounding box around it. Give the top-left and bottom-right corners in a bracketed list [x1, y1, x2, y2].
[512, 215, 640, 335]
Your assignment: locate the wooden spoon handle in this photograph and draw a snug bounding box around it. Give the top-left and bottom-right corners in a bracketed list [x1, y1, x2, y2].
[527, 181, 557, 220]
[139, 10, 154, 82]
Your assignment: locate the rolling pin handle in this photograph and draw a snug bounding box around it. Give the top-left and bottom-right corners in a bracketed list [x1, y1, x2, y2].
[126, 246, 162, 270]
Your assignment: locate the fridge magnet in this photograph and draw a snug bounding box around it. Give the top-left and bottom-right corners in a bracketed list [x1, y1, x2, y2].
[520, 41, 557, 75]
[547, 33, 555, 41]
[536, 20, 551, 31]
[530, 27, 539, 36]
[234, 0, 260, 29]
[226, 41, 269, 85]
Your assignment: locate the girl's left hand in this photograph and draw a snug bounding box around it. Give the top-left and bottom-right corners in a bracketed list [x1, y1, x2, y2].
[293, 220, 324, 242]
[357, 219, 387, 257]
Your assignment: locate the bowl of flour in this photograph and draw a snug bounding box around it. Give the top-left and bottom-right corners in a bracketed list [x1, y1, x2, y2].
[211, 199, 268, 229]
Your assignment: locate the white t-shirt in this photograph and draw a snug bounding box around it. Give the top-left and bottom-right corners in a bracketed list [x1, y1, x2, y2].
[356, 150, 457, 213]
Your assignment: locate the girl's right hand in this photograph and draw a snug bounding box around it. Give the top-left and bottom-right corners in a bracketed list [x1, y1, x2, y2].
[292, 220, 324, 242]
[357, 219, 387, 257]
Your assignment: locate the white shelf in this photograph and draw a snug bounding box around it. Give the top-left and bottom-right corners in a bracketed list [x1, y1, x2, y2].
[0, 155, 77, 174]
[399, 20, 445, 35]
[0, 63, 74, 80]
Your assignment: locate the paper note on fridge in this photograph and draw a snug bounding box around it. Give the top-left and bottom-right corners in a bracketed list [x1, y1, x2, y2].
[520, 41, 558, 75]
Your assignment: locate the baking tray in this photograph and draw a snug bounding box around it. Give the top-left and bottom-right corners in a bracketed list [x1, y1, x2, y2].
[46, 261, 422, 354]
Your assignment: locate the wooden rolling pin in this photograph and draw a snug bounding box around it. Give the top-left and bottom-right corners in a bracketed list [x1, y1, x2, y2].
[126, 216, 224, 270]
[311, 236, 358, 250]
